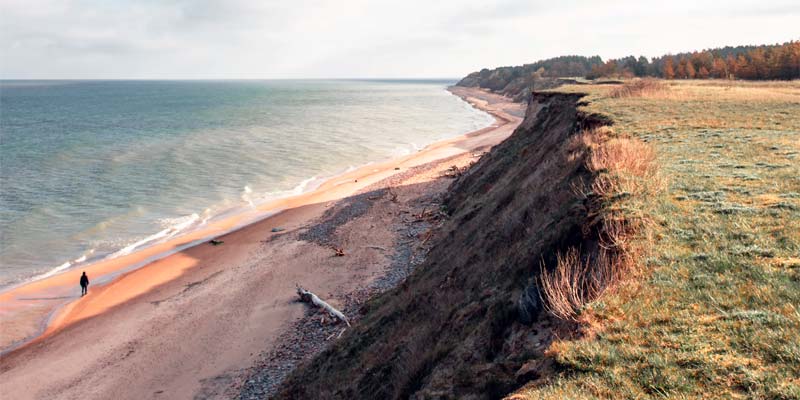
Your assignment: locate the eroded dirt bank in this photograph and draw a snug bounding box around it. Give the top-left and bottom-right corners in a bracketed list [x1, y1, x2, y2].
[272, 91, 614, 399]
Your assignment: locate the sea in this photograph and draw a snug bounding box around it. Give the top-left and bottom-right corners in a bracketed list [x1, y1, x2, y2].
[0, 79, 494, 289]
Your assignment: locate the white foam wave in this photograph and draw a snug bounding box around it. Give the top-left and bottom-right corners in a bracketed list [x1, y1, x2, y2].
[73, 249, 95, 263]
[27, 212, 202, 285]
[241, 185, 255, 208]
[28, 264, 69, 282]
[48, 262, 72, 275]
[245, 176, 319, 207]
[390, 142, 423, 158]
[200, 208, 213, 225]
[290, 176, 317, 196]
[392, 147, 412, 157]
[29, 248, 96, 282]
[109, 213, 200, 259]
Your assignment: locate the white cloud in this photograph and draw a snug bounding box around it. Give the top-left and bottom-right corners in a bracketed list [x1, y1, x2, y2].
[0, 0, 797, 79]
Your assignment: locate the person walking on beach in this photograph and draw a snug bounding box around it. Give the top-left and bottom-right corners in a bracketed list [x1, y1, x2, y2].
[80, 272, 89, 296]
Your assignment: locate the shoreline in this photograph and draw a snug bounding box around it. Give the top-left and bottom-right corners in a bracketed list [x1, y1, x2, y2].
[0, 83, 492, 295]
[0, 86, 520, 354]
[0, 86, 524, 400]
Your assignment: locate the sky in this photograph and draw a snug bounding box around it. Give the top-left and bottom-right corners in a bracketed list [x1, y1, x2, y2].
[1, 0, 798, 79]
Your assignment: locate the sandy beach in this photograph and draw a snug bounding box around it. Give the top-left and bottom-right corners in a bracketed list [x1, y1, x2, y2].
[0, 87, 523, 400]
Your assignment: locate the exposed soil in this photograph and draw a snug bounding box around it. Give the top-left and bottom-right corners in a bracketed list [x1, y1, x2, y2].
[238, 155, 470, 399]
[272, 91, 613, 399]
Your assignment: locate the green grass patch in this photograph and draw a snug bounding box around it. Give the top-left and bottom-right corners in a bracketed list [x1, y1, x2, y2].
[519, 81, 800, 399]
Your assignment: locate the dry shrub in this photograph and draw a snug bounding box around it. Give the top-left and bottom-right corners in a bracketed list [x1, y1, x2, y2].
[540, 128, 662, 320]
[539, 248, 615, 320]
[539, 243, 639, 320]
[588, 137, 656, 179]
[609, 79, 669, 98]
[588, 136, 664, 212]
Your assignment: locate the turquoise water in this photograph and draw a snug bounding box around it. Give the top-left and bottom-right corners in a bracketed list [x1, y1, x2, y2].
[0, 80, 493, 288]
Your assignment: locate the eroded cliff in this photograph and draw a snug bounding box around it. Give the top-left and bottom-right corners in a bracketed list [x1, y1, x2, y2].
[274, 91, 613, 399]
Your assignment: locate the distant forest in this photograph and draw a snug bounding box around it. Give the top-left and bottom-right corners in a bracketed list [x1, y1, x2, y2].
[589, 41, 800, 80]
[457, 41, 800, 100]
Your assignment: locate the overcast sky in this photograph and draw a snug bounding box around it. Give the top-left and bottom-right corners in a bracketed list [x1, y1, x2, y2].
[1, 0, 797, 79]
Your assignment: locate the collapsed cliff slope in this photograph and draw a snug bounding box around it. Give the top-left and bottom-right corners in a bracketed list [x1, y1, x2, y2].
[274, 92, 612, 399]
[456, 75, 568, 102]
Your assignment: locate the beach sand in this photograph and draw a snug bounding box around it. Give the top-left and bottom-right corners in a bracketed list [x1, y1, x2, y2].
[0, 87, 523, 400]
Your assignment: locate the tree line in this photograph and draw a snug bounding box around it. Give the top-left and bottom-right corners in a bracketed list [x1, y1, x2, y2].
[457, 40, 799, 100]
[456, 55, 604, 100]
[458, 55, 602, 91]
[588, 41, 800, 80]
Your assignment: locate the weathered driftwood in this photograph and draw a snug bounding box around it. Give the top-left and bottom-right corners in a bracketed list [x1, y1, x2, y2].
[442, 165, 466, 178]
[296, 285, 351, 327]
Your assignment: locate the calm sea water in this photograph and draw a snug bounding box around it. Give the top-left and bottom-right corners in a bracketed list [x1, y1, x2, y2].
[0, 80, 493, 288]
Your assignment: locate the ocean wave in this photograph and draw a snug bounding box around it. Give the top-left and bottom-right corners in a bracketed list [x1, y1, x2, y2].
[290, 176, 317, 196]
[200, 208, 213, 225]
[19, 173, 324, 286]
[245, 176, 319, 207]
[28, 248, 97, 282]
[241, 185, 255, 208]
[21, 211, 202, 286]
[73, 249, 95, 263]
[108, 213, 200, 259]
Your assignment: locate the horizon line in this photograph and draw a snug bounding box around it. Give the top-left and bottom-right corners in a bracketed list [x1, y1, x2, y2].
[0, 77, 464, 82]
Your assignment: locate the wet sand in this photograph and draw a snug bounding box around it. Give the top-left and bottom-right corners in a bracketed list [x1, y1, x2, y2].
[0, 87, 523, 400]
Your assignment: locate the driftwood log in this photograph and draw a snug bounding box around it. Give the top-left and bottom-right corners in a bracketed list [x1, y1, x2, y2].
[296, 285, 351, 327]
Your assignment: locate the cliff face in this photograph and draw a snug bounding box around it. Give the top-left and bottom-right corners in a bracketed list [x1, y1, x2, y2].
[455, 56, 600, 101]
[274, 92, 611, 399]
[456, 71, 566, 102]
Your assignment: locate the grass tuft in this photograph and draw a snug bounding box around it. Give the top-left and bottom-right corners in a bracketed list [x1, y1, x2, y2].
[609, 79, 669, 98]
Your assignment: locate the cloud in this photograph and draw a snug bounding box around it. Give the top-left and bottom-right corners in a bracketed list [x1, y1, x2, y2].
[0, 0, 797, 79]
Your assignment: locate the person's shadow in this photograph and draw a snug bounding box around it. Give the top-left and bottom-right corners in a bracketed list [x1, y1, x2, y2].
[17, 296, 75, 301]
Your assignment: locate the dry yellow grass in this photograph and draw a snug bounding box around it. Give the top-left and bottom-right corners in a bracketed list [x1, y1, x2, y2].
[539, 128, 662, 320]
[609, 79, 669, 98]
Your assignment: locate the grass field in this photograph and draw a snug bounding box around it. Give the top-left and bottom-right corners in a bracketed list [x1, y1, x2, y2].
[518, 80, 800, 399]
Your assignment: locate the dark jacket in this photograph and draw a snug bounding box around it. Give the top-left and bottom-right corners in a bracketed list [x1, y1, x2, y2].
[80, 274, 89, 287]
